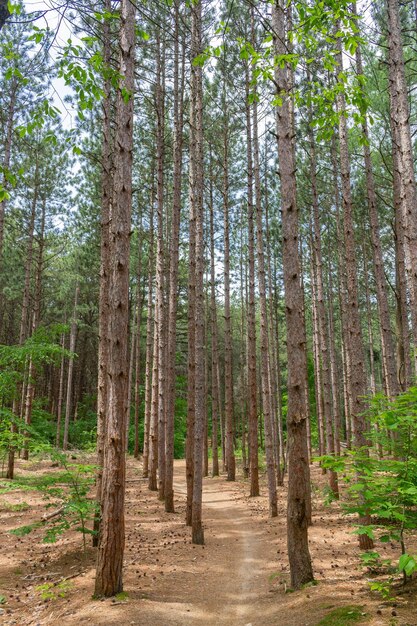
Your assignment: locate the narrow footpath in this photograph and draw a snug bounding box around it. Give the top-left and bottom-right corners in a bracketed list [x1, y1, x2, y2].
[1, 458, 405, 626]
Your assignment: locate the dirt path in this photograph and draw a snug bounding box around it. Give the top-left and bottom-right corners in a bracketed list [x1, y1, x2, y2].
[2, 457, 417, 625]
[169, 467, 268, 625]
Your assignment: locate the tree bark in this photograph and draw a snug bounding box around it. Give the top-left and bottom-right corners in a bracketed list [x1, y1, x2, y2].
[0, 77, 17, 339]
[272, 0, 313, 588]
[222, 86, 236, 483]
[307, 101, 338, 496]
[245, 61, 259, 497]
[353, 5, 399, 399]
[387, 0, 417, 374]
[335, 33, 373, 550]
[93, 0, 113, 547]
[252, 13, 277, 517]
[55, 330, 66, 448]
[209, 160, 220, 478]
[62, 284, 79, 452]
[155, 31, 167, 502]
[142, 196, 155, 478]
[94, 0, 135, 597]
[165, 1, 185, 511]
[189, 0, 205, 545]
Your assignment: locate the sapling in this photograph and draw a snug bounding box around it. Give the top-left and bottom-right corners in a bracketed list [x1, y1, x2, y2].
[321, 388, 417, 592]
[9, 450, 97, 551]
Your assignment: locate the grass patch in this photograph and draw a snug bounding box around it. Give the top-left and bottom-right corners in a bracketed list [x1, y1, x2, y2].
[317, 605, 368, 626]
[0, 501, 30, 512]
[115, 591, 129, 601]
[0, 471, 69, 495]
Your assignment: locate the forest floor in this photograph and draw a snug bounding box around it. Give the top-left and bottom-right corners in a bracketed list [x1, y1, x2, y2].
[1, 456, 417, 626]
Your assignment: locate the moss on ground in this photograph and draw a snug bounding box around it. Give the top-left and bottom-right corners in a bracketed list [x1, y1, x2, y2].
[317, 605, 368, 626]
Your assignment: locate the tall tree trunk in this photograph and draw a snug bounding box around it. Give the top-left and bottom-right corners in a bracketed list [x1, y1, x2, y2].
[222, 88, 236, 482]
[387, 0, 417, 375]
[133, 220, 144, 459]
[308, 100, 338, 496]
[245, 61, 259, 497]
[155, 31, 167, 502]
[310, 247, 325, 460]
[390, 98, 412, 390]
[0, 77, 17, 339]
[353, 6, 399, 399]
[6, 156, 39, 476]
[93, 0, 113, 546]
[142, 200, 155, 478]
[209, 163, 220, 478]
[265, 186, 284, 486]
[331, 133, 352, 448]
[252, 16, 277, 516]
[19, 158, 39, 345]
[148, 292, 159, 491]
[336, 33, 373, 550]
[56, 330, 66, 448]
[326, 262, 341, 456]
[165, 2, 185, 511]
[394, 201, 412, 390]
[63, 284, 79, 452]
[272, 0, 313, 588]
[189, 0, 205, 545]
[94, 0, 135, 597]
[22, 196, 46, 461]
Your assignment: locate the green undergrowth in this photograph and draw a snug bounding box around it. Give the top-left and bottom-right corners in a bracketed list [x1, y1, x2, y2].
[317, 605, 368, 626]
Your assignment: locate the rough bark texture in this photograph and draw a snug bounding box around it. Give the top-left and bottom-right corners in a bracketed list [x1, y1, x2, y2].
[272, 0, 313, 588]
[223, 98, 236, 483]
[308, 105, 338, 496]
[209, 167, 220, 478]
[252, 11, 277, 517]
[55, 332, 66, 448]
[245, 61, 259, 497]
[336, 34, 373, 551]
[387, 0, 417, 374]
[331, 133, 352, 448]
[155, 32, 167, 502]
[133, 223, 144, 459]
[253, 147, 277, 514]
[165, 2, 185, 511]
[63, 284, 79, 451]
[142, 198, 155, 478]
[394, 193, 412, 390]
[327, 264, 341, 456]
[93, 0, 113, 546]
[354, 6, 399, 399]
[0, 77, 17, 338]
[94, 0, 135, 597]
[189, 0, 205, 545]
[148, 290, 159, 491]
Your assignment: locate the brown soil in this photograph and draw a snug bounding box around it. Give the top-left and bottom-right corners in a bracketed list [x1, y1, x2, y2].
[1, 457, 416, 626]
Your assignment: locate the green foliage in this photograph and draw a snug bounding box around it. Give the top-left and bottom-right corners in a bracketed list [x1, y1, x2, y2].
[321, 387, 417, 591]
[398, 553, 417, 577]
[0, 328, 73, 466]
[359, 550, 391, 572]
[368, 579, 394, 600]
[35, 580, 73, 601]
[9, 452, 97, 551]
